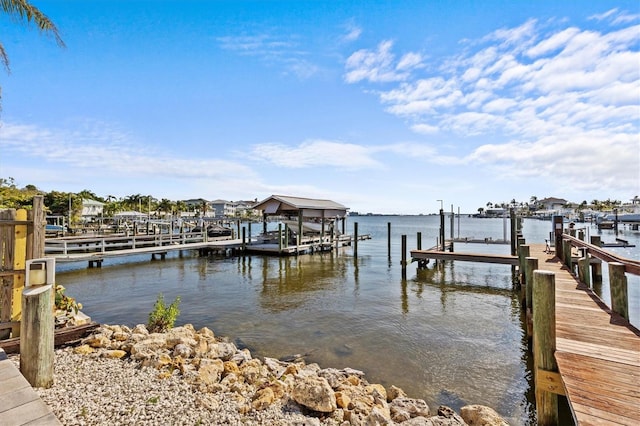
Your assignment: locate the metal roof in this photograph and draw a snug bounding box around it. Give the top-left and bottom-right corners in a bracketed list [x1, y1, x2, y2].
[252, 195, 348, 217]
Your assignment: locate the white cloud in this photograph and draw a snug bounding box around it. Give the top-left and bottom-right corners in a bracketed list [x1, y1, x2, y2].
[0, 121, 257, 181]
[344, 15, 639, 196]
[250, 139, 382, 169]
[342, 23, 362, 42]
[344, 40, 421, 83]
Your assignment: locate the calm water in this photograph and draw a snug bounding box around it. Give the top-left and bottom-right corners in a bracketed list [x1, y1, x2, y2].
[57, 216, 640, 425]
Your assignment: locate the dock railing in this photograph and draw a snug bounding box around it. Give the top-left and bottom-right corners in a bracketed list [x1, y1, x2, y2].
[44, 231, 218, 256]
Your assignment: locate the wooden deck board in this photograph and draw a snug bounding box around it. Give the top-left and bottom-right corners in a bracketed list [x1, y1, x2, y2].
[529, 244, 640, 425]
[0, 350, 61, 425]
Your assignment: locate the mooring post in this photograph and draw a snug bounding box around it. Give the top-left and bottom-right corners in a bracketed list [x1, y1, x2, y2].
[242, 227, 246, 251]
[401, 234, 407, 279]
[354, 222, 358, 257]
[524, 257, 538, 338]
[577, 255, 591, 288]
[20, 284, 54, 388]
[387, 222, 391, 257]
[608, 262, 629, 321]
[278, 223, 283, 252]
[562, 238, 572, 271]
[417, 232, 422, 250]
[510, 209, 517, 256]
[518, 244, 530, 290]
[439, 209, 445, 251]
[533, 270, 559, 425]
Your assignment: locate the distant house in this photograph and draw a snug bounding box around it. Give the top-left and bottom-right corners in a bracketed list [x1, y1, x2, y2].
[538, 197, 568, 211]
[210, 199, 235, 218]
[81, 199, 105, 222]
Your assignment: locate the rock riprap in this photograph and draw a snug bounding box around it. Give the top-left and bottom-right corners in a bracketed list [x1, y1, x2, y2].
[13, 323, 509, 425]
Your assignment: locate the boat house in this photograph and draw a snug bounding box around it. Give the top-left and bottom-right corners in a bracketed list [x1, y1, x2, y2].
[250, 195, 350, 254]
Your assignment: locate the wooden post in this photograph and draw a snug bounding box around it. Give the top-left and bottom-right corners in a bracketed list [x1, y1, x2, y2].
[242, 227, 246, 251]
[518, 244, 530, 290]
[387, 222, 391, 257]
[562, 238, 572, 271]
[417, 232, 422, 250]
[578, 256, 591, 288]
[278, 223, 283, 252]
[20, 284, 54, 388]
[533, 270, 559, 425]
[27, 196, 46, 260]
[354, 222, 358, 257]
[401, 234, 407, 279]
[439, 209, 445, 251]
[524, 257, 538, 338]
[283, 224, 289, 248]
[510, 209, 517, 256]
[608, 262, 629, 321]
[591, 260, 603, 296]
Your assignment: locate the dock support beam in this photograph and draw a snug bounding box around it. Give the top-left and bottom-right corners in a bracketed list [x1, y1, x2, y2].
[533, 270, 559, 425]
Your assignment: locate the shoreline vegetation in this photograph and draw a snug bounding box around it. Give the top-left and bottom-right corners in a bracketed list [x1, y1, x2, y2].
[12, 323, 510, 425]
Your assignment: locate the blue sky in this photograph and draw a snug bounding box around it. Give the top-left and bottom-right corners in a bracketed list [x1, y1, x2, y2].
[1, 0, 638, 214]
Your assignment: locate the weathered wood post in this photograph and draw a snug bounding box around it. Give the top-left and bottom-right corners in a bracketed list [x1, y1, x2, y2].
[577, 255, 591, 289]
[439, 209, 445, 251]
[20, 284, 54, 388]
[278, 223, 283, 252]
[241, 227, 246, 251]
[518, 244, 530, 294]
[417, 232, 422, 250]
[608, 262, 629, 321]
[510, 209, 517, 256]
[533, 270, 560, 425]
[354, 222, 359, 257]
[562, 238, 572, 271]
[524, 257, 538, 339]
[387, 222, 391, 257]
[401, 234, 407, 279]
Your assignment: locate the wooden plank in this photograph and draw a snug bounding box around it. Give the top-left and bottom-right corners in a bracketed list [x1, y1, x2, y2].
[0, 322, 99, 354]
[410, 249, 518, 265]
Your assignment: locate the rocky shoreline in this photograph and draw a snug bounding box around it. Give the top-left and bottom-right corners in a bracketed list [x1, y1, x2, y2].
[11, 323, 509, 425]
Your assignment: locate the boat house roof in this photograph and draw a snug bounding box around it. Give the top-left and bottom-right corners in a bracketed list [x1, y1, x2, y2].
[252, 195, 348, 218]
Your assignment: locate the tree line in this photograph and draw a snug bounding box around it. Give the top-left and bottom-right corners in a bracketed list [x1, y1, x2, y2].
[0, 177, 199, 224]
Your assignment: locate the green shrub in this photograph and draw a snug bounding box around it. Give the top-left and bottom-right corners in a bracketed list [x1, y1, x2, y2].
[147, 293, 180, 333]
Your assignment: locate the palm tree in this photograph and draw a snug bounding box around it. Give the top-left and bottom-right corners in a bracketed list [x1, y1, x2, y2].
[1, 0, 65, 72]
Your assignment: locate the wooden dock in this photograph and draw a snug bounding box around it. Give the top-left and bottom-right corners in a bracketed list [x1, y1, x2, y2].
[0, 348, 61, 425]
[409, 234, 639, 425]
[528, 243, 640, 425]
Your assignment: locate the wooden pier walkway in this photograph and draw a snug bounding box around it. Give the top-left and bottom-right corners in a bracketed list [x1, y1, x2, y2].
[410, 236, 639, 425]
[528, 243, 640, 425]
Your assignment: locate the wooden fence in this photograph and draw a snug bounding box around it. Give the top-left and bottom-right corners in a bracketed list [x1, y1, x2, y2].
[0, 196, 46, 339]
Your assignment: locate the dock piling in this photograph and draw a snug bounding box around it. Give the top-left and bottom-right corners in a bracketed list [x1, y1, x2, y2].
[532, 270, 559, 425]
[609, 262, 629, 321]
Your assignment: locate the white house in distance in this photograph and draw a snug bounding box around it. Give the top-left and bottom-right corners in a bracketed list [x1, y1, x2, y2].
[81, 199, 105, 223]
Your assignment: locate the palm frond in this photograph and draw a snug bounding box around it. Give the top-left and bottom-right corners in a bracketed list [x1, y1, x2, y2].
[1, 0, 65, 47]
[0, 42, 9, 72]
